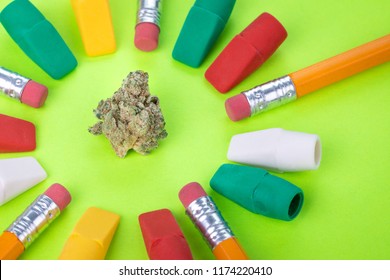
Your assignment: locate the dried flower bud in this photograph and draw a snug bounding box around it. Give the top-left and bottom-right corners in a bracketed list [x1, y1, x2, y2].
[89, 70, 168, 157]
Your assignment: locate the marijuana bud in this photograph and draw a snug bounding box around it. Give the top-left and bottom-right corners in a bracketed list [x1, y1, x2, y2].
[89, 70, 168, 158]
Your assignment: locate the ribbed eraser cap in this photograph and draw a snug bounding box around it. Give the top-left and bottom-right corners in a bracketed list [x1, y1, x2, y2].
[0, 0, 77, 79]
[139, 209, 193, 260]
[0, 157, 47, 206]
[0, 114, 36, 153]
[205, 13, 287, 93]
[228, 128, 322, 172]
[195, 0, 236, 23]
[172, 0, 236, 67]
[240, 13, 287, 61]
[210, 164, 304, 221]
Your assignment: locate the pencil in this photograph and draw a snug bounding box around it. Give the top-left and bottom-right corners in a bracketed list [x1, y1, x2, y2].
[225, 34, 390, 121]
[0, 184, 71, 260]
[179, 182, 248, 260]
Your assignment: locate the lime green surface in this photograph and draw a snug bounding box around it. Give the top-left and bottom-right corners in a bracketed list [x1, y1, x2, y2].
[0, 0, 389, 260]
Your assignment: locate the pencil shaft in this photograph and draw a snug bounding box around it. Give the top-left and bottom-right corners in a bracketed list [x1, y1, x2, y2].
[290, 34, 390, 98]
[0, 232, 24, 260]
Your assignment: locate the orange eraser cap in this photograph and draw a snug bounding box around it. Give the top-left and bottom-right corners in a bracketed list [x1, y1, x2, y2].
[71, 0, 116, 56]
[58, 207, 120, 260]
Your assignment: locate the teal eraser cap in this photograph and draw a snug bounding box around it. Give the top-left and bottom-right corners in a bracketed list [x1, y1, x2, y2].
[0, 0, 77, 79]
[210, 164, 304, 221]
[172, 0, 236, 68]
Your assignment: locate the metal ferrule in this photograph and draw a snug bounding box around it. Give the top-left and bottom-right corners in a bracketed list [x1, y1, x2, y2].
[0, 67, 29, 101]
[243, 75, 297, 116]
[186, 196, 234, 249]
[136, 0, 162, 26]
[7, 195, 60, 248]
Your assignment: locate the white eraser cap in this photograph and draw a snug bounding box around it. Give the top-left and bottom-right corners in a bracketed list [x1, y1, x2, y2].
[0, 157, 47, 206]
[227, 128, 322, 172]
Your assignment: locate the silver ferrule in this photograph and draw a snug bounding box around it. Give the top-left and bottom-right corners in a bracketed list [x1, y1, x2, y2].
[186, 196, 234, 249]
[0, 67, 30, 101]
[7, 195, 60, 248]
[243, 75, 297, 116]
[136, 0, 162, 26]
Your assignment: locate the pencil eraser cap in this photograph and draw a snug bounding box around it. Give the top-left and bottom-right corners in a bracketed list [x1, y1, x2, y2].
[0, 157, 47, 206]
[0, 114, 36, 153]
[210, 164, 304, 221]
[228, 128, 321, 172]
[172, 0, 236, 67]
[205, 13, 287, 93]
[225, 93, 251, 121]
[20, 80, 48, 108]
[0, 0, 78, 79]
[44, 183, 71, 211]
[71, 0, 116, 56]
[59, 207, 119, 260]
[134, 22, 160, 52]
[139, 209, 193, 260]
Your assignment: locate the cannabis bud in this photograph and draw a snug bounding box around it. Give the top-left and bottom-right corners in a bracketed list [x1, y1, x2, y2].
[89, 70, 168, 158]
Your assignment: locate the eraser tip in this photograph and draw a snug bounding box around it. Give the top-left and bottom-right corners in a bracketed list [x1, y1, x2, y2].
[44, 183, 71, 211]
[179, 182, 207, 208]
[20, 80, 48, 108]
[134, 23, 159, 52]
[225, 94, 251, 121]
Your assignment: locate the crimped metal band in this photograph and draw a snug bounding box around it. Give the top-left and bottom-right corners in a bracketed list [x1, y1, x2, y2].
[186, 196, 234, 249]
[0, 67, 29, 101]
[7, 195, 60, 248]
[136, 0, 162, 26]
[243, 75, 297, 116]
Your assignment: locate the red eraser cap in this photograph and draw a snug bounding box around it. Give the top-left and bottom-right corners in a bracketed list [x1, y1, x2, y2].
[0, 114, 36, 152]
[205, 13, 287, 93]
[139, 209, 193, 260]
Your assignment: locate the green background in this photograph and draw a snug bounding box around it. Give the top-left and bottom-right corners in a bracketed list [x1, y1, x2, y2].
[0, 0, 389, 260]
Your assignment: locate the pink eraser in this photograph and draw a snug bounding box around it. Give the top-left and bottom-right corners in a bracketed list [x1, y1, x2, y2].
[139, 209, 193, 260]
[0, 114, 36, 152]
[225, 93, 251, 121]
[205, 13, 287, 93]
[178, 182, 207, 208]
[20, 80, 48, 108]
[134, 22, 160, 52]
[44, 183, 72, 211]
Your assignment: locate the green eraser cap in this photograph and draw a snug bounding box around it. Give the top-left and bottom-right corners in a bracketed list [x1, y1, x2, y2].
[172, 0, 236, 68]
[210, 164, 304, 221]
[0, 0, 77, 79]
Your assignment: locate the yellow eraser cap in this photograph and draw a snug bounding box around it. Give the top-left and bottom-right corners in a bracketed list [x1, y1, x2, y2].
[59, 207, 120, 260]
[71, 0, 116, 56]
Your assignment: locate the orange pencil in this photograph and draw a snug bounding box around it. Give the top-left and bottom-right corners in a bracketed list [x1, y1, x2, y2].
[0, 184, 71, 260]
[225, 34, 390, 121]
[179, 182, 248, 260]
